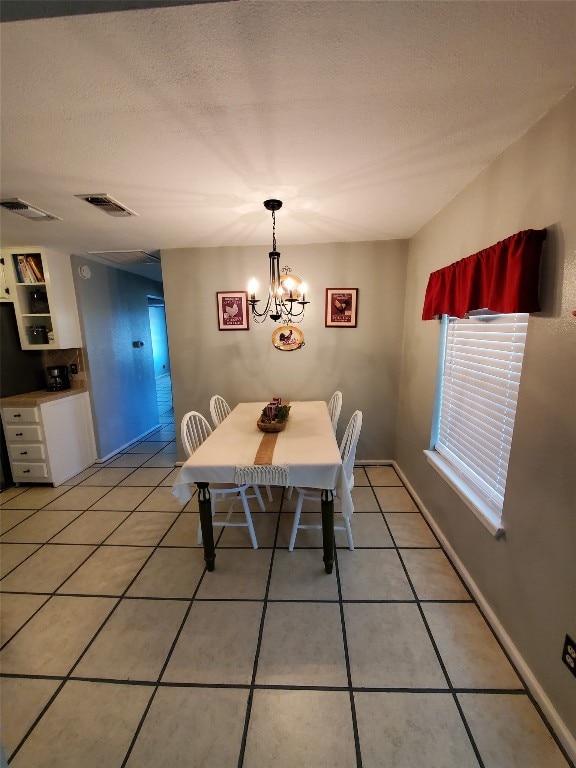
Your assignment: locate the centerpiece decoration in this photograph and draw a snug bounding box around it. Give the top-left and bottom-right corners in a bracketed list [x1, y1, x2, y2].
[257, 398, 291, 433]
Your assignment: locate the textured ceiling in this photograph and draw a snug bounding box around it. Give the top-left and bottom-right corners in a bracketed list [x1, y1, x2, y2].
[1, 1, 575, 280]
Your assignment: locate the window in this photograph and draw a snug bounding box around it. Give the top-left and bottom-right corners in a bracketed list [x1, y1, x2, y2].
[425, 312, 528, 536]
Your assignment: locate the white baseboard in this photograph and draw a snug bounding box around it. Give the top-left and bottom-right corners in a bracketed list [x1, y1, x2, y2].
[95, 425, 162, 463]
[392, 461, 576, 765]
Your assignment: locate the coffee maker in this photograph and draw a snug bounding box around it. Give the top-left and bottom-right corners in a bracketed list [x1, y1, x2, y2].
[46, 365, 71, 392]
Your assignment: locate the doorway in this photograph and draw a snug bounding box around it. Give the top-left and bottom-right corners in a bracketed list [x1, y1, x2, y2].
[148, 297, 173, 418]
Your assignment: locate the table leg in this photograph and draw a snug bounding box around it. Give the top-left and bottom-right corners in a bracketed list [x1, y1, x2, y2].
[196, 482, 215, 571]
[321, 489, 335, 574]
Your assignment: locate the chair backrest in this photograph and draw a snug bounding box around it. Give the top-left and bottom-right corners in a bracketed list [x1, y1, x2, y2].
[181, 411, 213, 457]
[339, 410, 362, 490]
[327, 391, 343, 433]
[210, 394, 231, 428]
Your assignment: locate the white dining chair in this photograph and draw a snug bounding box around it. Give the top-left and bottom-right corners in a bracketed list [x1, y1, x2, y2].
[181, 410, 265, 549]
[209, 394, 231, 429]
[327, 390, 343, 433]
[288, 410, 362, 552]
[210, 394, 273, 503]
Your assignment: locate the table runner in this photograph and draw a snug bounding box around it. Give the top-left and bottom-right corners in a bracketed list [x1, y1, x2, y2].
[235, 462, 288, 486]
[254, 433, 279, 464]
[253, 400, 291, 465]
[236, 428, 288, 484]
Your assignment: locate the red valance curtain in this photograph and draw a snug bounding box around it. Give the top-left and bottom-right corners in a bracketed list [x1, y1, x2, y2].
[422, 228, 546, 320]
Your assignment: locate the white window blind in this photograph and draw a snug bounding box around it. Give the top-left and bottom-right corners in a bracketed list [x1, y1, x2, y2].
[434, 312, 528, 516]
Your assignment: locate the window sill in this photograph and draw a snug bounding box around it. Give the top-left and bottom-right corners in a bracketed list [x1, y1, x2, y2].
[424, 450, 505, 538]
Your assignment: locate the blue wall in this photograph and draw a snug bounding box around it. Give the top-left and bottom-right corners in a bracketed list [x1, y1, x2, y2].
[72, 258, 164, 460]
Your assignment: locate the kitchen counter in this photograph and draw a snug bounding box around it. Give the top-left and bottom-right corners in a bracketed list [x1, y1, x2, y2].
[0, 387, 89, 408]
[0, 387, 96, 486]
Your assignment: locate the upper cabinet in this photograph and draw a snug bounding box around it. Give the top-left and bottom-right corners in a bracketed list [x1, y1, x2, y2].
[0, 254, 13, 302]
[1, 247, 82, 350]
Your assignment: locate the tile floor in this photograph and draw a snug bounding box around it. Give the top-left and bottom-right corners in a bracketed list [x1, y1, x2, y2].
[0, 391, 573, 767]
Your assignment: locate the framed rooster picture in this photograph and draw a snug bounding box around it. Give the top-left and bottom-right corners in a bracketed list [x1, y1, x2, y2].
[325, 288, 358, 327]
[217, 291, 250, 330]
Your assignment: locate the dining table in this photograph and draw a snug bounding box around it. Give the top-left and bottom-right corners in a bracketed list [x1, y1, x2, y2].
[171, 400, 353, 574]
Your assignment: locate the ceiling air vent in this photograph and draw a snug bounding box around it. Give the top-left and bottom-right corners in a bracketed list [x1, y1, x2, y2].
[0, 198, 60, 221]
[76, 194, 137, 217]
[87, 250, 160, 265]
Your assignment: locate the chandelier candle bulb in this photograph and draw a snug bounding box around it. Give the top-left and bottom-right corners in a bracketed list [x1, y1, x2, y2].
[284, 277, 295, 300]
[248, 278, 258, 301]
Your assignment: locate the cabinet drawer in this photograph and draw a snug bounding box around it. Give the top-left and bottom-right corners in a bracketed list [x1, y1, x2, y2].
[2, 406, 40, 424]
[4, 425, 43, 442]
[8, 443, 46, 461]
[12, 462, 49, 480]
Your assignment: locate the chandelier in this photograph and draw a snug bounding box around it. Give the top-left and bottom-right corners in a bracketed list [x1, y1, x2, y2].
[247, 199, 309, 323]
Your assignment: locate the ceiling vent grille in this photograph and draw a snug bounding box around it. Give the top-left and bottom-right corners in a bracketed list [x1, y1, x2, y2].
[87, 250, 160, 265]
[0, 198, 60, 221]
[76, 194, 136, 217]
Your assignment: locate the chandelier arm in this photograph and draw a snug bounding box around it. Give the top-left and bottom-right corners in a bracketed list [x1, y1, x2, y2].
[284, 302, 305, 318]
[248, 292, 273, 318]
[270, 251, 281, 298]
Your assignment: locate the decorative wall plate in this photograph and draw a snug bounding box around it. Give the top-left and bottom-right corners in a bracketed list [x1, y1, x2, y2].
[271, 324, 305, 351]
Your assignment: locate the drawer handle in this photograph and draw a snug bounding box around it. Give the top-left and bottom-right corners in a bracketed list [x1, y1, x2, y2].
[16, 432, 23, 436]
[20, 451, 28, 455]
[14, 413, 22, 418]
[22, 469, 30, 474]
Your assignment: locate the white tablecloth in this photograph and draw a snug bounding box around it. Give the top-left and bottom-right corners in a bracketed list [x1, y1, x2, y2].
[172, 401, 354, 517]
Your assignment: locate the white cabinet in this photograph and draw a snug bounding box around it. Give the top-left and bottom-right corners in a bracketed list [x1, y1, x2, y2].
[1, 391, 97, 486]
[0, 255, 12, 301]
[0, 246, 82, 349]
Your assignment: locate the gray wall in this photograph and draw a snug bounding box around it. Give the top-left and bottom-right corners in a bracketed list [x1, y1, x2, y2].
[72, 257, 163, 459]
[396, 90, 576, 736]
[161, 239, 408, 460]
